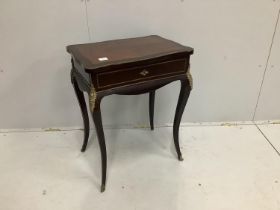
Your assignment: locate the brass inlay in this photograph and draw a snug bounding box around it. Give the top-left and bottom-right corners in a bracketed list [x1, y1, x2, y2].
[96, 58, 186, 89]
[186, 65, 193, 89]
[140, 69, 149, 76]
[89, 85, 97, 112]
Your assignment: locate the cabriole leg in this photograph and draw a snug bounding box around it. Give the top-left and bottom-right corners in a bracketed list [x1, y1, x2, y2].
[173, 79, 191, 161]
[71, 70, 90, 152]
[149, 91, 155, 130]
[89, 88, 107, 192]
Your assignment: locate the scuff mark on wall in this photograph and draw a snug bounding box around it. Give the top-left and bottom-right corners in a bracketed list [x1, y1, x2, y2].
[220, 122, 238, 127]
[44, 128, 62, 132]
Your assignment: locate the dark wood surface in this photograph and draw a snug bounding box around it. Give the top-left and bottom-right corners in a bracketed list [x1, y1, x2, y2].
[95, 58, 187, 90]
[71, 70, 89, 153]
[67, 35, 193, 72]
[68, 35, 193, 192]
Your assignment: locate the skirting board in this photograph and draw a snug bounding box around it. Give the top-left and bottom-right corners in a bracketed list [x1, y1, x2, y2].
[0, 120, 279, 133]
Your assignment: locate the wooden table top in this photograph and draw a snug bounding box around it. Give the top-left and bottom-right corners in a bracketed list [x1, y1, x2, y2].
[67, 35, 193, 72]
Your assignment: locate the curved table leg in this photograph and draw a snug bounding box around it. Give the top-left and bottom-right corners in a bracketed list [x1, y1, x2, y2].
[90, 93, 107, 192]
[149, 91, 155, 130]
[173, 79, 191, 161]
[71, 71, 90, 152]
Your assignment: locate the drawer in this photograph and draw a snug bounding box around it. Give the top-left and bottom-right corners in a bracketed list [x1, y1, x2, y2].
[96, 58, 187, 89]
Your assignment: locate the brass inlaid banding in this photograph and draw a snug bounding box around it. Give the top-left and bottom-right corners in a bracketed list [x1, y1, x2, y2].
[96, 58, 187, 89]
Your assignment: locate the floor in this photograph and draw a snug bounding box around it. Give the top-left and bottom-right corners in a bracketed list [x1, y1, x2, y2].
[0, 123, 280, 210]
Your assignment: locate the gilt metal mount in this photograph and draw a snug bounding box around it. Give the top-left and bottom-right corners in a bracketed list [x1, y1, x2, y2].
[186, 65, 193, 90]
[89, 85, 97, 112]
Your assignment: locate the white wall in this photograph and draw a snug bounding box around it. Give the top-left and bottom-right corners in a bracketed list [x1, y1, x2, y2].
[254, 11, 280, 121]
[0, 0, 89, 128]
[0, 0, 280, 129]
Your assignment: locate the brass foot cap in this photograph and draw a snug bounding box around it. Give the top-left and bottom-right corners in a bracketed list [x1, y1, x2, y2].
[178, 156, 184, 161]
[101, 185, 106, 192]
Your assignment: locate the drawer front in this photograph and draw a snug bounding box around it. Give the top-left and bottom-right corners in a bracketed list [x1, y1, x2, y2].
[96, 59, 187, 89]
